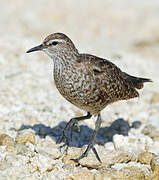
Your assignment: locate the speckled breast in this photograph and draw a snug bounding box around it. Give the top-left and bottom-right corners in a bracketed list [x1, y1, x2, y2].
[53, 60, 108, 114]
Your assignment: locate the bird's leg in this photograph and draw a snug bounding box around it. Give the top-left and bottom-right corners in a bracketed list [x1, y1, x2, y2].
[70, 121, 80, 141]
[72, 113, 102, 163]
[57, 112, 92, 144]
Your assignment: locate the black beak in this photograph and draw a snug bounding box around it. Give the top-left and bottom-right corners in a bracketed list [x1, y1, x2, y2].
[26, 44, 43, 53]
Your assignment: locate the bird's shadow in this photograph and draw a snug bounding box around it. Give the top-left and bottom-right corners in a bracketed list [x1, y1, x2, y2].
[17, 118, 141, 148]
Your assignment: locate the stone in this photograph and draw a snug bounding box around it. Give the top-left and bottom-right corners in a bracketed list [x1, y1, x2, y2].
[151, 156, 159, 173]
[138, 152, 156, 165]
[6, 145, 17, 155]
[0, 134, 15, 147]
[142, 125, 159, 140]
[65, 171, 96, 180]
[29, 153, 56, 173]
[36, 136, 61, 160]
[16, 130, 35, 145]
[6, 144, 29, 155]
[100, 165, 147, 180]
[80, 147, 136, 168]
[120, 166, 146, 179]
[62, 155, 78, 166]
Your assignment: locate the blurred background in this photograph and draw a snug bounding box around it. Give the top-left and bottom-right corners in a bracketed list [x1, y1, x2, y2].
[1, 0, 159, 59]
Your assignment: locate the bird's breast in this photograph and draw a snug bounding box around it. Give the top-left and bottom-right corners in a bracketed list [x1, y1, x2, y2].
[53, 61, 106, 109]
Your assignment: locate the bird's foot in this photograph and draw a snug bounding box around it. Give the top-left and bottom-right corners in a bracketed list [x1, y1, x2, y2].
[57, 130, 66, 144]
[58, 141, 69, 155]
[57, 118, 80, 144]
[71, 146, 102, 163]
[71, 113, 102, 163]
[57, 119, 80, 155]
[57, 132, 70, 154]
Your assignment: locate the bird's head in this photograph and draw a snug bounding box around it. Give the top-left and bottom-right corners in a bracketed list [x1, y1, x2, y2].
[26, 33, 78, 59]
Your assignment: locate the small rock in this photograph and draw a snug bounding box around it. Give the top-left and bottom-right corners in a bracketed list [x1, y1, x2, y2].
[16, 130, 35, 145]
[104, 142, 115, 151]
[62, 155, 78, 166]
[37, 148, 61, 162]
[80, 147, 136, 168]
[62, 164, 74, 171]
[4, 154, 19, 166]
[121, 166, 146, 179]
[148, 141, 159, 155]
[6, 144, 29, 155]
[100, 165, 146, 180]
[0, 134, 15, 147]
[6, 145, 17, 155]
[113, 134, 126, 149]
[103, 150, 136, 165]
[15, 144, 29, 155]
[142, 125, 159, 140]
[65, 171, 95, 180]
[29, 153, 55, 173]
[138, 152, 155, 165]
[142, 124, 154, 135]
[151, 156, 159, 173]
[75, 145, 103, 168]
[36, 136, 61, 159]
[26, 142, 35, 152]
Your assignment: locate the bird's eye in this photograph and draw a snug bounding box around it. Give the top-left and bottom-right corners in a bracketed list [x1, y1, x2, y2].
[52, 41, 58, 46]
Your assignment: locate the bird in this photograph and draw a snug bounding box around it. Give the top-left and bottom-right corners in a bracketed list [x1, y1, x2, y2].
[26, 32, 152, 162]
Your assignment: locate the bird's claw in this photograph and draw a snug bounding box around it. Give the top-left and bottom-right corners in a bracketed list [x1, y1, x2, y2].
[58, 142, 69, 154]
[57, 132, 66, 144]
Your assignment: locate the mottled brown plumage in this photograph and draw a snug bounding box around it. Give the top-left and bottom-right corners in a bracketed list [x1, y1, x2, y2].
[27, 32, 152, 162]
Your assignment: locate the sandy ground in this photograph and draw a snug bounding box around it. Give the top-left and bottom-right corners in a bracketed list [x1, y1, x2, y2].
[0, 0, 159, 179]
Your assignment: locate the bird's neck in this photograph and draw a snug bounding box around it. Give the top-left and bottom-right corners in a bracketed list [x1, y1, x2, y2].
[53, 54, 78, 90]
[53, 53, 78, 75]
[53, 51, 79, 67]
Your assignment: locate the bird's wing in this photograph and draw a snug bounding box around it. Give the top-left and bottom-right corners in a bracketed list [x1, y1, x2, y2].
[79, 53, 124, 79]
[78, 54, 140, 100]
[79, 54, 152, 90]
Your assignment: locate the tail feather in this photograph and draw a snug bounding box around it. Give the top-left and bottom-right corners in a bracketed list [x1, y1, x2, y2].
[124, 73, 152, 89]
[134, 77, 152, 89]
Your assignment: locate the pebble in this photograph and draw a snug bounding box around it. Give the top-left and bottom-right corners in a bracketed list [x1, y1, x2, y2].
[65, 171, 99, 180]
[151, 156, 159, 172]
[80, 147, 136, 168]
[99, 164, 148, 180]
[15, 130, 36, 145]
[62, 155, 78, 166]
[0, 134, 15, 147]
[138, 151, 155, 165]
[142, 125, 159, 140]
[29, 153, 56, 173]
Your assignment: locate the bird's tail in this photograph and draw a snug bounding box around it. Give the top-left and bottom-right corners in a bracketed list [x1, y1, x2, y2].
[125, 73, 152, 89]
